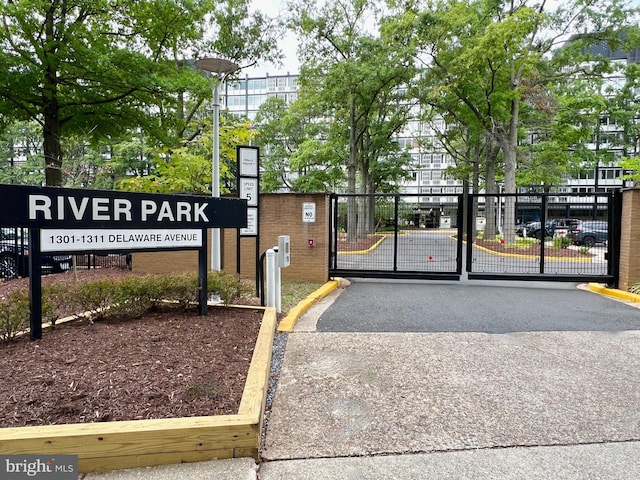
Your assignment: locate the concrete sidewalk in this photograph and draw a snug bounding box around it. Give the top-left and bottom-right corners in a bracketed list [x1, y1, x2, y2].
[84, 281, 640, 479]
[85, 442, 640, 479]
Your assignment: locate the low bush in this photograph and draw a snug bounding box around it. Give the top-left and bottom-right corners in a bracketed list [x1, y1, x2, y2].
[0, 271, 256, 341]
[72, 279, 117, 321]
[208, 270, 253, 305]
[630, 282, 640, 295]
[0, 290, 30, 341]
[553, 236, 572, 249]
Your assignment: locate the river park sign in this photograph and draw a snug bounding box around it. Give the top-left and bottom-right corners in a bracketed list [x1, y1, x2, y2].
[0, 184, 248, 339]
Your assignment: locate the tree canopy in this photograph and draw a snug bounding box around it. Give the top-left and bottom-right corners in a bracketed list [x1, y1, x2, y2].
[0, 0, 280, 186]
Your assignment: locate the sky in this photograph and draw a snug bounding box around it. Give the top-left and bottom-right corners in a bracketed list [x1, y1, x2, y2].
[245, 0, 300, 77]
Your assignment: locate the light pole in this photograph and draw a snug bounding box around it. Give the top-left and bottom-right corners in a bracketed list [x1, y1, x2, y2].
[194, 57, 239, 271]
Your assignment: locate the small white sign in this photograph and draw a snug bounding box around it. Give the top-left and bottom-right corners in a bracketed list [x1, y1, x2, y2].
[240, 178, 258, 206]
[41, 229, 202, 252]
[240, 208, 258, 236]
[302, 202, 316, 223]
[239, 148, 258, 177]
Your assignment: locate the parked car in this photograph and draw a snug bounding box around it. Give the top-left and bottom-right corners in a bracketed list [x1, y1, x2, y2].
[548, 218, 581, 237]
[517, 218, 580, 239]
[567, 220, 608, 247]
[0, 229, 72, 280]
[525, 221, 555, 239]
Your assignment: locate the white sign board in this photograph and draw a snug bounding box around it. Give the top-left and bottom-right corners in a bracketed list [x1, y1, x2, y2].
[240, 178, 258, 206]
[240, 208, 258, 236]
[302, 202, 316, 223]
[41, 229, 202, 252]
[239, 148, 258, 177]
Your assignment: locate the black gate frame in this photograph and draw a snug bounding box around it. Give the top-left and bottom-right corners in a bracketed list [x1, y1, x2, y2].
[328, 192, 621, 286]
[465, 192, 620, 285]
[328, 193, 463, 280]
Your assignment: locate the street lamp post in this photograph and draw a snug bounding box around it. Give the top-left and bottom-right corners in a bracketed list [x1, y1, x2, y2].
[194, 58, 239, 271]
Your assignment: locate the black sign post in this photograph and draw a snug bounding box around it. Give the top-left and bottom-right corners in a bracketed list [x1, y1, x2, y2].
[28, 228, 42, 341]
[0, 185, 247, 339]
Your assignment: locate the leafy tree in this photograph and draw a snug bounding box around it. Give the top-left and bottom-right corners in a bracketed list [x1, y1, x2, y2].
[117, 116, 257, 194]
[0, 120, 43, 185]
[0, 0, 281, 187]
[254, 94, 345, 193]
[387, 0, 638, 242]
[289, 0, 418, 239]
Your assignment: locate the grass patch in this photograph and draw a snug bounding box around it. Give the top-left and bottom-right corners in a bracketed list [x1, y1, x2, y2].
[281, 280, 324, 314]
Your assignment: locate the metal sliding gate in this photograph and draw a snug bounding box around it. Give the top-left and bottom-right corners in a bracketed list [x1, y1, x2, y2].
[329, 194, 463, 280]
[328, 192, 619, 285]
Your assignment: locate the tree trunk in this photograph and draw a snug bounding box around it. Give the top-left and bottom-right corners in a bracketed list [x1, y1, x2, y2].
[356, 167, 369, 238]
[502, 98, 519, 245]
[347, 94, 358, 242]
[483, 134, 497, 241]
[43, 5, 63, 187]
[43, 84, 63, 186]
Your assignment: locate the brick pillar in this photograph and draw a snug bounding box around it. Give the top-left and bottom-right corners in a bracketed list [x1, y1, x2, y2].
[618, 188, 640, 291]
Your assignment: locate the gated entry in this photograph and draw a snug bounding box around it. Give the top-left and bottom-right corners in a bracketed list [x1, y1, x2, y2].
[328, 192, 619, 285]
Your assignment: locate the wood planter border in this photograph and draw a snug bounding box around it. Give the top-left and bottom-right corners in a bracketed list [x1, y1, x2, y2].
[0, 306, 277, 473]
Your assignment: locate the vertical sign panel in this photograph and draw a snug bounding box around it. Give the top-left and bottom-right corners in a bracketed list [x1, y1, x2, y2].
[237, 146, 260, 281]
[238, 147, 260, 238]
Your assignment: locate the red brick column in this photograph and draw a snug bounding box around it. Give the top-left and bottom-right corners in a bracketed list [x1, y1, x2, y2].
[619, 188, 640, 291]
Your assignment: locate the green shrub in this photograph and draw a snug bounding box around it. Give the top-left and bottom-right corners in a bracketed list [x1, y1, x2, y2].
[42, 283, 67, 326]
[0, 290, 30, 341]
[630, 283, 640, 295]
[1, 270, 256, 341]
[71, 279, 117, 321]
[208, 270, 252, 305]
[109, 275, 160, 318]
[553, 236, 572, 249]
[160, 273, 200, 309]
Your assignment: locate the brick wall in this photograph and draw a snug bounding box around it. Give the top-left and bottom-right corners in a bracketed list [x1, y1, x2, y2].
[223, 193, 329, 283]
[618, 188, 640, 291]
[132, 193, 330, 283]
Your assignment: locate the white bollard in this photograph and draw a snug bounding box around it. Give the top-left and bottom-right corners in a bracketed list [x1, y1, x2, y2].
[275, 257, 281, 313]
[265, 248, 282, 313]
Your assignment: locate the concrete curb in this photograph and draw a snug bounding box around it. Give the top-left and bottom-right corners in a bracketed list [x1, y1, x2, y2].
[588, 283, 640, 304]
[277, 279, 341, 332]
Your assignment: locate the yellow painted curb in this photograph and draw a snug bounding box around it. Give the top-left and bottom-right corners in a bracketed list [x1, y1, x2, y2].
[277, 279, 341, 332]
[587, 283, 640, 304]
[338, 235, 387, 255]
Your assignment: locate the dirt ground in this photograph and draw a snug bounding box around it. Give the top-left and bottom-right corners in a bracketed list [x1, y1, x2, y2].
[0, 269, 264, 428]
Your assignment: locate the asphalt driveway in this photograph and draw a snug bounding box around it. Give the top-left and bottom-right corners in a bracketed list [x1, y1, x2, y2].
[316, 279, 640, 333]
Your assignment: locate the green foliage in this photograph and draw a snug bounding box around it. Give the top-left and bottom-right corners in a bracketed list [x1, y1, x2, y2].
[0, 290, 30, 341]
[116, 117, 257, 195]
[72, 280, 118, 321]
[208, 271, 253, 306]
[0, 271, 257, 341]
[0, 0, 280, 186]
[160, 274, 200, 309]
[629, 283, 640, 295]
[553, 236, 572, 249]
[42, 284, 66, 326]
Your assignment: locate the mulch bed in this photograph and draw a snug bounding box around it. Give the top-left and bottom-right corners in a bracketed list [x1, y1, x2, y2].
[472, 238, 594, 258]
[337, 233, 385, 252]
[0, 270, 264, 428]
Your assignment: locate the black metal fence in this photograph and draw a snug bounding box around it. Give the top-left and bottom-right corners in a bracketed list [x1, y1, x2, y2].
[1, 227, 131, 281]
[465, 193, 619, 284]
[329, 194, 463, 280]
[329, 192, 620, 284]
